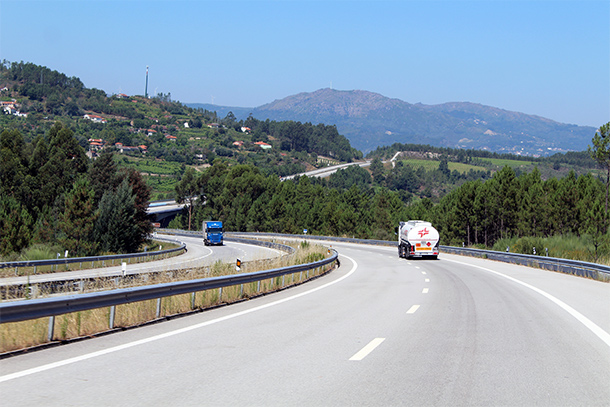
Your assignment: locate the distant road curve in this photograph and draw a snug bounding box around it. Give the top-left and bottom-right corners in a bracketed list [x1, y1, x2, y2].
[282, 152, 403, 180]
[282, 160, 371, 180]
[0, 234, 282, 288]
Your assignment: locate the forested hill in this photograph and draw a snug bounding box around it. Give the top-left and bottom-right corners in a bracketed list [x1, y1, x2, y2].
[191, 88, 597, 156]
[0, 61, 361, 172]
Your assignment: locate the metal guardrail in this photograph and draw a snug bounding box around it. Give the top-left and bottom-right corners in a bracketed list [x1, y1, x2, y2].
[2, 230, 606, 325]
[0, 236, 186, 272]
[0, 234, 297, 299]
[159, 229, 297, 254]
[0, 249, 338, 324]
[440, 246, 610, 282]
[230, 232, 610, 282]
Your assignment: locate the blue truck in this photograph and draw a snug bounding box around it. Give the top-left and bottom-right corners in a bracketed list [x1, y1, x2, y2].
[203, 221, 224, 246]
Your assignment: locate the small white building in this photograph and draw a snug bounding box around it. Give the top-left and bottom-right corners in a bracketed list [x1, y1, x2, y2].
[84, 114, 107, 124]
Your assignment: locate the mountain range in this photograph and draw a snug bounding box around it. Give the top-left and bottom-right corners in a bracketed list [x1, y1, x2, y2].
[188, 88, 596, 156]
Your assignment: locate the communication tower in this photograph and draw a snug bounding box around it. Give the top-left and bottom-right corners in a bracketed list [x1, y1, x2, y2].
[145, 66, 149, 98]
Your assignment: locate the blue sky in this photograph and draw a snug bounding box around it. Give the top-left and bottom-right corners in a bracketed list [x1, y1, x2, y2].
[1, 0, 608, 127]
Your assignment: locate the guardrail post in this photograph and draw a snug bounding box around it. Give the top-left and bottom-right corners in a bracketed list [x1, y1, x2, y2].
[240, 284, 244, 297]
[257, 280, 261, 293]
[156, 298, 162, 318]
[109, 306, 116, 328]
[47, 316, 55, 342]
[191, 292, 196, 309]
[282, 275, 285, 287]
[218, 287, 223, 303]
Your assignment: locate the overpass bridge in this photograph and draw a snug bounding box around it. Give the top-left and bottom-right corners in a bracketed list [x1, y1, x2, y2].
[147, 200, 185, 228]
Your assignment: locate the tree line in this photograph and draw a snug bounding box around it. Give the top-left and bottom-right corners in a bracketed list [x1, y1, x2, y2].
[366, 141, 597, 168]
[431, 167, 607, 251]
[173, 160, 608, 258]
[0, 123, 152, 257]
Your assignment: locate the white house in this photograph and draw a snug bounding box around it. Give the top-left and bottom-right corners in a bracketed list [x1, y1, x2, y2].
[84, 114, 107, 124]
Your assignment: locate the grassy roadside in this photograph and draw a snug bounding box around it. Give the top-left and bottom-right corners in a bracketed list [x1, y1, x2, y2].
[0, 241, 331, 354]
[490, 235, 610, 265]
[0, 240, 183, 279]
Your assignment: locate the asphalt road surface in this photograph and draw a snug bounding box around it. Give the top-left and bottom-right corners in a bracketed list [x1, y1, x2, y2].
[1, 241, 608, 406]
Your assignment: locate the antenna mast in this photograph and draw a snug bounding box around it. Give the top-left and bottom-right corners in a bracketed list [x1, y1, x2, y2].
[145, 66, 149, 98]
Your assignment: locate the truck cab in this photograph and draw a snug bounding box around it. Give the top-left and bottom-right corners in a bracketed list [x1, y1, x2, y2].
[203, 221, 224, 246]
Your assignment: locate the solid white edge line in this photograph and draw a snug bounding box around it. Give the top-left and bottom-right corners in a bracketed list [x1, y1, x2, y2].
[349, 338, 385, 361]
[444, 258, 610, 348]
[0, 254, 359, 383]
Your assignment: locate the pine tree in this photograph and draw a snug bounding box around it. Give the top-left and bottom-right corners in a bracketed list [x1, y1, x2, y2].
[589, 122, 610, 216]
[121, 168, 153, 240]
[95, 180, 139, 253]
[175, 167, 201, 230]
[89, 149, 119, 203]
[0, 129, 27, 198]
[0, 194, 33, 256]
[59, 177, 98, 256]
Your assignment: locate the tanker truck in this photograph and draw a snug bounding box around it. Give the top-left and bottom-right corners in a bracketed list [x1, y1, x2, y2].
[396, 220, 440, 259]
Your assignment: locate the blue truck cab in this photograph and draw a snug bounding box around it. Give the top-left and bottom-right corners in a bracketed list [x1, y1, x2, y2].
[203, 221, 224, 246]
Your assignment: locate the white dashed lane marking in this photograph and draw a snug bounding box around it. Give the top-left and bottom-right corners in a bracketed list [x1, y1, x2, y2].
[407, 305, 420, 314]
[349, 338, 386, 361]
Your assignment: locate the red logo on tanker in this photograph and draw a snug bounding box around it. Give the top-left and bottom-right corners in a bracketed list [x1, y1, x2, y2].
[418, 228, 429, 238]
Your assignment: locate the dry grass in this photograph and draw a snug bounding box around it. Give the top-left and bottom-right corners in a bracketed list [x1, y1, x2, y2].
[0, 240, 183, 278]
[0, 241, 331, 354]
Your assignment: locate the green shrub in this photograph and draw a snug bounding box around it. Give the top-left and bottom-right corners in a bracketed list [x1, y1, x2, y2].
[20, 243, 64, 261]
[511, 236, 546, 255]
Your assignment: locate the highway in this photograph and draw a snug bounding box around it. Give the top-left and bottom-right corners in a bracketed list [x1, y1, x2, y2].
[0, 234, 282, 287]
[1, 241, 609, 406]
[283, 160, 371, 180]
[282, 151, 403, 180]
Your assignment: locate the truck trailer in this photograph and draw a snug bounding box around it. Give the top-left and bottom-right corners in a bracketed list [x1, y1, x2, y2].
[203, 221, 224, 246]
[397, 220, 439, 259]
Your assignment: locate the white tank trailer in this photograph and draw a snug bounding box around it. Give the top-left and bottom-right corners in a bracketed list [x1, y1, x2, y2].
[397, 220, 440, 259]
